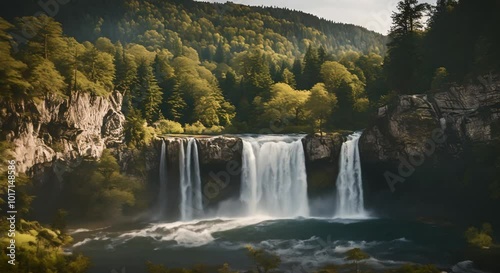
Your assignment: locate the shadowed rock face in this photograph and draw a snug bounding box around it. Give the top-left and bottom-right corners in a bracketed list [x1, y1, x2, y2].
[358, 75, 500, 222]
[302, 133, 345, 195]
[360, 75, 500, 166]
[1, 92, 125, 174]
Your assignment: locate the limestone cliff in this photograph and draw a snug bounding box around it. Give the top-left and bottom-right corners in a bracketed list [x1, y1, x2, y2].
[0, 92, 125, 174]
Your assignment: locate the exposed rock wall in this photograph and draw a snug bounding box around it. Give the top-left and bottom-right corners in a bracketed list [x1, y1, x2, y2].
[1, 92, 125, 174]
[360, 75, 500, 165]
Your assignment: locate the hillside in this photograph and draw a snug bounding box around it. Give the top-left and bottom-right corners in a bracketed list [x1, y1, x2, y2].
[0, 0, 387, 57]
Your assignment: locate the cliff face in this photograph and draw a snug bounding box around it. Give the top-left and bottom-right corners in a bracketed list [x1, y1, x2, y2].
[302, 133, 345, 194]
[1, 92, 125, 174]
[358, 75, 500, 221]
[360, 75, 500, 165]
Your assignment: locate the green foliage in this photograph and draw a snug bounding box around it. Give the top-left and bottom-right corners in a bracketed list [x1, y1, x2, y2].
[246, 246, 281, 273]
[125, 107, 156, 149]
[185, 121, 207, 135]
[259, 83, 309, 127]
[345, 248, 370, 273]
[430, 67, 449, 90]
[465, 223, 494, 248]
[51, 209, 68, 235]
[305, 83, 338, 133]
[0, 18, 31, 99]
[0, 117, 87, 273]
[155, 119, 185, 135]
[345, 248, 370, 262]
[63, 150, 144, 220]
[0, 142, 33, 216]
[28, 59, 67, 99]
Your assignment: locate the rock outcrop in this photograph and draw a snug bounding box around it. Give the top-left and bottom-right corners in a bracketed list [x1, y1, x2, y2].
[1, 92, 125, 174]
[360, 75, 500, 165]
[196, 136, 243, 164]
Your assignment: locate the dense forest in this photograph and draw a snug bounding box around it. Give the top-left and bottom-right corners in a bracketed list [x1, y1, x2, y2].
[0, 0, 390, 139]
[1, 0, 499, 141]
[1, 0, 500, 272]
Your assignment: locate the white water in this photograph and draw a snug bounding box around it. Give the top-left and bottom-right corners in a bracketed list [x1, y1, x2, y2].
[240, 135, 309, 217]
[157, 140, 168, 218]
[179, 138, 203, 221]
[334, 132, 366, 218]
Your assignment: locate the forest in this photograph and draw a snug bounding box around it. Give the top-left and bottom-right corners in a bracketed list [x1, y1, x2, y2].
[0, 0, 500, 272]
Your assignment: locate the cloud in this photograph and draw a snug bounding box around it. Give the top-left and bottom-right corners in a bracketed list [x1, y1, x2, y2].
[196, 0, 434, 35]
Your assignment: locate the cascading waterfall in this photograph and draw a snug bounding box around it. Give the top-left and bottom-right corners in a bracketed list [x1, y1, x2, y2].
[179, 138, 203, 221]
[240, 136, 309, 217]
[334, 132, 366, 218]
[156, 140, 168, 218]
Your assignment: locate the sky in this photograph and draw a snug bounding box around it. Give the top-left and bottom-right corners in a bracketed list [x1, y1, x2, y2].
[196, 0, 435, 35]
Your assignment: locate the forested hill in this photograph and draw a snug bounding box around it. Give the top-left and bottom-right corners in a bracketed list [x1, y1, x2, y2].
[1, 0, 387, 57]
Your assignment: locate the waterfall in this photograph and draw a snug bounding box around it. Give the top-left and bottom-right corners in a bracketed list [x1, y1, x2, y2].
[240, 136, 309, 217]
[179, 138, 203, 221]
[334, 132, 366, 218]
[157, 140, 168, 218]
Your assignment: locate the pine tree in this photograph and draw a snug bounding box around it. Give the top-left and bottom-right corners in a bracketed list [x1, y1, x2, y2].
[385, 0, 429, 93]
[134, 61, 163, 123]
[114, 42, 137, 95]
[291, 59, 303, 89]
[302, 45, 321, 89]
[167, 88, 187, 122]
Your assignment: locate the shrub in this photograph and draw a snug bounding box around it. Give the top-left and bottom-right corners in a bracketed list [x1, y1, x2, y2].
[184, 121, 206, 135]
[155, 119, 184, 134]
[203, 125, 224, 134]
[465, 223, 493, 249]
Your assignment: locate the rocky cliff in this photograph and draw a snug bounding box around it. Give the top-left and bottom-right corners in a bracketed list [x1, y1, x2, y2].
[358, 75, 500, 221]
[0, 92, 125, 174]
[360, 75, 500, 166]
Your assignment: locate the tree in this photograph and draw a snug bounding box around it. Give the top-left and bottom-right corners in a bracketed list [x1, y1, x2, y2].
[195, 95, 221, 127]
[303, 45, 321, 89]
[305, 83, 337, 134]
[385, 0, 429, 93]
[79, 43, 115, 95]
[134, 61, 163, 123]
[281, 68, 296, 88]
[260, 83, 309, 127]
[166, 89, 187, 122]
[0, 18, 31, 99]
[345, 248, 369, 273]
[238, 48, 274, 101]
[124, 107, 155, 149]
[391, 0, 429, 35]
[65, 150, 142, 219]
[28, 59, 67, 98]
[114, 42, 138, 95]
[291, 59, 303, 89]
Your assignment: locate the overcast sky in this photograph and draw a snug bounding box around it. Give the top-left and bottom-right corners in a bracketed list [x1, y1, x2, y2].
[196, 0, 435, 35]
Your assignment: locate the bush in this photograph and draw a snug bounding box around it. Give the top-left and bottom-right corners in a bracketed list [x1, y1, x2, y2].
[155, 119, 184, 134]
[465, 223, 494, 249]
[203, 125, 224, 134]
[184, 121, 206, 135]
